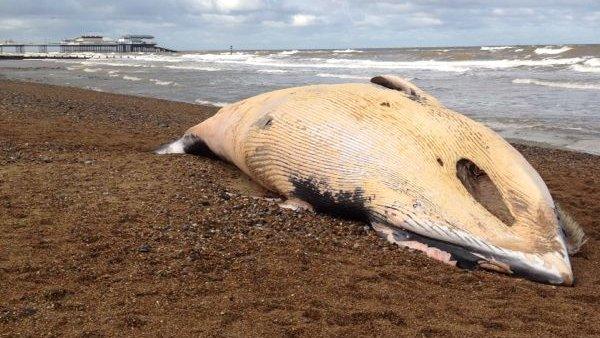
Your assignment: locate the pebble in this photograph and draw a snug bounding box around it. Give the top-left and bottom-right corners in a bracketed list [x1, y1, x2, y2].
[138, 244, 151, 253]
[21, 307, 37, 317]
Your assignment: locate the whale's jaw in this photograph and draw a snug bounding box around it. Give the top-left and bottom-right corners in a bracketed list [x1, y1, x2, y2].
[372, 223, 574, 286]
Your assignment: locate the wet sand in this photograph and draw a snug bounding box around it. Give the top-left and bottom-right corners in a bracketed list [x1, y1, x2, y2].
[0, 80, 599, 336]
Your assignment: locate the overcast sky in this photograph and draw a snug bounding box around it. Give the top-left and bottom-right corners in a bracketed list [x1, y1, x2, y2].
[0, 0, 599, 50]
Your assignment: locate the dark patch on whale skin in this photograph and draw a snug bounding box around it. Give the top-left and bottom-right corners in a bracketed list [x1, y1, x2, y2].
[256, 115, 274, 129]
[290, 176, 371, 222]
[154, 133, 221, 160]
[180, 134, 220, 159]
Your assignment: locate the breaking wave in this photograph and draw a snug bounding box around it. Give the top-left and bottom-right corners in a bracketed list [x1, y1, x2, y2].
[332, 49, 363, 53]
[82, 61, 145, 68]
[257, 69, 288, 73]
[316, 73, 371, 80]
[481, 46, 513, 51]
[534, 46, 572, 55]
[571, 58, 600, 73]
[512, 78, 600, 90]
[167, 53, 585, 72]
[164, 65, 221, 71]
[277, 50, 299, 56]
[68, 50, 597, 75]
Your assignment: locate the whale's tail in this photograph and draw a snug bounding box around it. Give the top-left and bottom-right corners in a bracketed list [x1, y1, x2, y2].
[155, 133, 217, 158]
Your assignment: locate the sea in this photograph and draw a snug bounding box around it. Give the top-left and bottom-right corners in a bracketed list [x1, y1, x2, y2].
[1, 44, 599, 155]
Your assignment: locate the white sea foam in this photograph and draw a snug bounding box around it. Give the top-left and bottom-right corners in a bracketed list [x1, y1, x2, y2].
[316, 73, 371, 80]
[481, 46, 512, 51]
[194, 99, 229, 107]
[318, 57, 585, 72]
[83, 68, 102, 73]
[164, 65, 221, 71]
[81, 60, 145, 67]
[85, 86, 103, 92]
[534, 46, 572, 55]
[567, 139, 600, 156]
[332, 49, 363, 53]
[571, 58, 600, 73]
[512, 78, 600, 90]
[278, 50, 299, 55]
[514, 49, 524, 52]
[257, 69, 288, 73]
[150, 79, 175, 86]
[161, 53, 585, 72]
[183, 53, 269, 63]
[218, 51, 251, 56]
[122, 75, 141, 81]
[125, 54, 183, 63]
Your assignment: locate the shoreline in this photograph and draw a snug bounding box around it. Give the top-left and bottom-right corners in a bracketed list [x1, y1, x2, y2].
[1, 77, 597, 157]
[1, 79, 599, 336]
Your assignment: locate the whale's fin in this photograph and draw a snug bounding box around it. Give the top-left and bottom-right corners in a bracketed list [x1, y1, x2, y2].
[556, 203, 587, 255]
[371, 75, 441, 106]
[155, 133, 217, 158]
[279, 198, 315, 212]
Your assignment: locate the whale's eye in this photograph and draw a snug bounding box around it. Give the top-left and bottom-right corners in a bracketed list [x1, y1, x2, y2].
[456, 159, 515, 226]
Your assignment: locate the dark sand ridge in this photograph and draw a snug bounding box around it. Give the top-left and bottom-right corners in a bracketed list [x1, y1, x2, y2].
[0, 80, 599, 336]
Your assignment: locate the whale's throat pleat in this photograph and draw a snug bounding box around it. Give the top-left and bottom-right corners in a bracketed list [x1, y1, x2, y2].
[456, 158, 515, 226]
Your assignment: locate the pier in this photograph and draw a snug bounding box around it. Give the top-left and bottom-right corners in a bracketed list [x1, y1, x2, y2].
[0, 34, 176, 56]
[0, 43, 61, 54]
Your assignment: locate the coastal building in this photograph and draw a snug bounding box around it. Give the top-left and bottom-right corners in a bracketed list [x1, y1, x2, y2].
[60, 34, 174, 53]
[60, 35, 117, 52]
[0, 34, 175, 54]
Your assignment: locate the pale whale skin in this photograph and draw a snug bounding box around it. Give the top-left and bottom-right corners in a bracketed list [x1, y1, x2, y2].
[157, 76, 583, 285]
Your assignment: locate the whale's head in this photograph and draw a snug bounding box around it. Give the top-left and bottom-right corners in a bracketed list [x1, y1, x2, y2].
[370, 76, 586, 286]
[375, 142, 585, 285]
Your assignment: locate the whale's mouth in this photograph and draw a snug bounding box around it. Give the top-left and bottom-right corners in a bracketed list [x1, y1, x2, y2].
[373, 224, 569, 285]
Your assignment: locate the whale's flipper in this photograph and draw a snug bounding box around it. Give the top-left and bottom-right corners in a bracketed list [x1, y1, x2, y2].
[279, 198, 314, 212]
[370, 75, 441, 106]
[155, 133, 217, 158]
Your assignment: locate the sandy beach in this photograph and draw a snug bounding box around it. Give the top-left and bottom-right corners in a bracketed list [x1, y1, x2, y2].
[1, 79, 599, 336]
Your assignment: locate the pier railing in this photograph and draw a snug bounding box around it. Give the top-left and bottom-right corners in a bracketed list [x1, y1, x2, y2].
[0, 42, 176, 54]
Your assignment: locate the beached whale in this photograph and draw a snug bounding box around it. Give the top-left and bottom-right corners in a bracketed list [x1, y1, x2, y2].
[156, 75, 585, 285]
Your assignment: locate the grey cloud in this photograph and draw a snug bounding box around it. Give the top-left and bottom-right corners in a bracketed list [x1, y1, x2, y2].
[0, 0, 598, 49]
